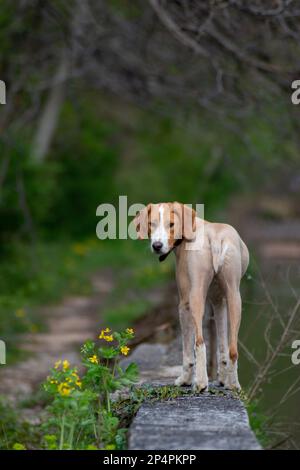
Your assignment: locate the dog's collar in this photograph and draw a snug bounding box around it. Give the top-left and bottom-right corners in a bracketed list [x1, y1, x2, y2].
[159, 238, 183, 262]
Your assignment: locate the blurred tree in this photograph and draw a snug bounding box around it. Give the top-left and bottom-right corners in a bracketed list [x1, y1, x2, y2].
[1, 0, 300, 151]
[69, 0, 300, 110]
[2, 1, 300, 132]
[0, 0, 300, 240]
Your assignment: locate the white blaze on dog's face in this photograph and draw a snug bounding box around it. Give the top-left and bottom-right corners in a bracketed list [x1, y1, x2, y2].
[134, 202, 196, 256]
[150, 204, 172, 255]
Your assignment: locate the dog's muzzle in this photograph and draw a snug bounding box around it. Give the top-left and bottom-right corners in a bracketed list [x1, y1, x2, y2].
[158, 238, 183, 262]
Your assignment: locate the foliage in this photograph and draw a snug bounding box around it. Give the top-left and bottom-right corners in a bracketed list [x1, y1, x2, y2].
[46, 101, 119, 236]
[41, 327, 138, 450]
[0, 396, 41, 450]
[246, 400, 271, 449]
[0, 376, 230, 450]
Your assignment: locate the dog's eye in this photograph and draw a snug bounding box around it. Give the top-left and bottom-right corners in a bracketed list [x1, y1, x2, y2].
[169, 222, 174, 228]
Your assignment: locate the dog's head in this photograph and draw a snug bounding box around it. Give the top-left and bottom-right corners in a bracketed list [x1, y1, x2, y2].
[133, 202, 196, 256]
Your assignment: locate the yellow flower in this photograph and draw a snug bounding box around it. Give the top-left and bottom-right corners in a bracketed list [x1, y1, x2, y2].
[15, 309, 26, 318]
[57, 383, 71, 397]
[120, 346, 130, 356]
[62, 360, 70, 370]
[88, 355, 99, 364]
[50, 379, 58, 385]
[76, 380, 82, 388]
[71, 371, 79, 378]
[104, 334, 113, 342]
[54, 360, 61, 369]
[126, 328, 134, 335]
[99, 328, 113, 342]
[99, 328, 111, 339]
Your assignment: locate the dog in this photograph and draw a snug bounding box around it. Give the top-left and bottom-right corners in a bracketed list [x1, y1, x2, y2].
[134, 202, 249, 392]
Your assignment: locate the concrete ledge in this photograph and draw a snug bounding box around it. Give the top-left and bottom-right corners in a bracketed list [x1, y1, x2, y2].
[129, 393, 261, 450]
[126, 334, 261, 450]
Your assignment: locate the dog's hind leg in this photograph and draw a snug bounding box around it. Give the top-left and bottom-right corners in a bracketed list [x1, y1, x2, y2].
[218, 246, 242, 391]
[175, 299, 194, 386]
[213, 298, 229, 386]
[225, 286, 241, 391]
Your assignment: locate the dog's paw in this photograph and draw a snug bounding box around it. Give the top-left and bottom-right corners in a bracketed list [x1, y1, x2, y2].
[224, 379, 241, 392]
[192, 378, 208, 393]
[175, 374, 192, 386]
[225, 361, 241, 391]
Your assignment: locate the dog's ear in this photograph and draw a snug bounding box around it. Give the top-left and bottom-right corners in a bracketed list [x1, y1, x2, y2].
[133, 204, 152, 240]
[173, 202, 196, 241]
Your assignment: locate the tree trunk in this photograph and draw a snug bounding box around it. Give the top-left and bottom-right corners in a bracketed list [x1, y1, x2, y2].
[31, 53, 69, 163]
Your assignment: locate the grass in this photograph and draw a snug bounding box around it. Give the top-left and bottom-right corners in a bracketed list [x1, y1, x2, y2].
[242, 393, 270, 449]
[0, 396, 42, 449]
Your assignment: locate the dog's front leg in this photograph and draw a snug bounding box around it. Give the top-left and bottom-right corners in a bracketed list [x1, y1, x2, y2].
[190, 286, 209, 392]
[175, 301, 194, 386]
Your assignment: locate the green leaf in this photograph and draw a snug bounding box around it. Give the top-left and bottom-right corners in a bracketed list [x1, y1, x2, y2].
[124, 362, 139, 381]
[98, 347, 117, 359]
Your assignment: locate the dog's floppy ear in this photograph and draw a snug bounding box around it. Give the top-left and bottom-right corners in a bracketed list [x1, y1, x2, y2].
[133, 204, 152, 240]
[173, 202, 196, 241]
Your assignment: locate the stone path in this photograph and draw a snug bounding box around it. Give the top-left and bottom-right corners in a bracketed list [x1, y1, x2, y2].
[126, 337, 261, 450]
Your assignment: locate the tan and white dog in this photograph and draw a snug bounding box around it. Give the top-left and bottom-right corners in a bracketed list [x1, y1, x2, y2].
[134, 202, 249, 392]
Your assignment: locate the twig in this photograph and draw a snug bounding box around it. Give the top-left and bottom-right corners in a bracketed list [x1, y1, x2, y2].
[248, 296, 300, 400]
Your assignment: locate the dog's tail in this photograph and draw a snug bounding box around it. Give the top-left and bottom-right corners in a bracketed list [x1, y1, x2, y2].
[210, 233, 249, 276]
[210, 237, 228, 274]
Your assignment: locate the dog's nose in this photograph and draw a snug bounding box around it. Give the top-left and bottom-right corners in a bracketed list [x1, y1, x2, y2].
[152, 241, 163, 252]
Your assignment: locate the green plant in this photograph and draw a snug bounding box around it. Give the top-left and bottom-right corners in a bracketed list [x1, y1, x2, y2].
[0, 396, 42, 450]
[246, 400, 270, 448]
[12, 442, 26, 450]
[42, 327, 138, 450]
